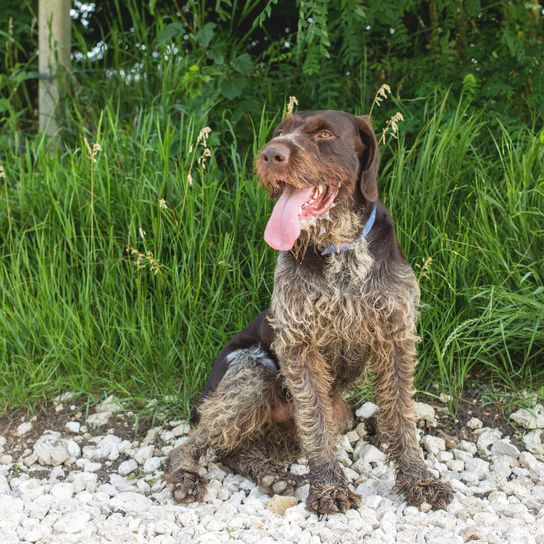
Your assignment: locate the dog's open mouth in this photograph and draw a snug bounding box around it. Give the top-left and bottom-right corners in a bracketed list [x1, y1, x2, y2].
[264, 181, 340, 251]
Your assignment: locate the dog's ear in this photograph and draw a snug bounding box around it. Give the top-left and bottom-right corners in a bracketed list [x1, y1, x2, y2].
[356, 115, 379, 202]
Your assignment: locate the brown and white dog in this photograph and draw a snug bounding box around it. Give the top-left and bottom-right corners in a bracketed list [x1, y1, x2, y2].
[166, 110, 453, 515]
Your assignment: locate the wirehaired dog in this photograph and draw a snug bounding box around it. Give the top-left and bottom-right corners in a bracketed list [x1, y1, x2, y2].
[166, 110, 454, 514]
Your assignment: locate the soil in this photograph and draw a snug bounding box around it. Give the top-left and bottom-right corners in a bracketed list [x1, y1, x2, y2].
[0, 387, 529, 471]
[0, 397, 154, 482]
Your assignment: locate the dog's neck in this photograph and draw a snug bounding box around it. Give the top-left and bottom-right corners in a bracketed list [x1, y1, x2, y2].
[286, 200, 376, 271]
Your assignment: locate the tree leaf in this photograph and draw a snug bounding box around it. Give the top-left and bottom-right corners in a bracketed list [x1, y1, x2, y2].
[231, 53, 253, 75]
[221, 75, 247, 100]
[157, 23, 184, 45]
[195, 23, 216, 48]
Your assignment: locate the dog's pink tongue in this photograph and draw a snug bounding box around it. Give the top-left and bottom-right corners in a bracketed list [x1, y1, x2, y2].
[264, 185, 314, 251]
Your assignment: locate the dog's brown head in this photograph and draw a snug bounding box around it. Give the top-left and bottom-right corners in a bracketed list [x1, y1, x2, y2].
[256, 110, 379, 251]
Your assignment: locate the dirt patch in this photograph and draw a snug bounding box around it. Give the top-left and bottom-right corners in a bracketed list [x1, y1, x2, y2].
[0, 388, 530, 466]
[422, 387, 527, 450]
[0, 396, 154, 481]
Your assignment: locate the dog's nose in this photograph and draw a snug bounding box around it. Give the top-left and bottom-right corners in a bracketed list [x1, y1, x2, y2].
[260, 144, 290, 165]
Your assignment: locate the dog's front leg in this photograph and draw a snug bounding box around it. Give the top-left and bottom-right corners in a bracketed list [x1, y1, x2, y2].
[371, 327, 454, 510]
[279, 345, 361, 514]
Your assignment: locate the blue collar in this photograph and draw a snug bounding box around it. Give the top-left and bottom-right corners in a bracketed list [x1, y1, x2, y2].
[321, 204, 377, 256]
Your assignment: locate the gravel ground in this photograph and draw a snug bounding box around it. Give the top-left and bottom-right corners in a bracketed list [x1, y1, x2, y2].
[1, 395, 543, 544]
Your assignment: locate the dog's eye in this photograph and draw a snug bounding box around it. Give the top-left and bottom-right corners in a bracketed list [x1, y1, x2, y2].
[317, 130, 334, 140]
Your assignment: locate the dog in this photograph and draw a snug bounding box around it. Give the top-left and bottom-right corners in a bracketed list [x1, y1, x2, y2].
[166, 110, 454, 515]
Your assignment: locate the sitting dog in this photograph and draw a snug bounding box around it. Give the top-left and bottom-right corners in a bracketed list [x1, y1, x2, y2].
[166, 110, 454, 515]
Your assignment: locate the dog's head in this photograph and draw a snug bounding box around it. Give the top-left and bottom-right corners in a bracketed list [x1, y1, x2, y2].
[256, 110, 379, 252]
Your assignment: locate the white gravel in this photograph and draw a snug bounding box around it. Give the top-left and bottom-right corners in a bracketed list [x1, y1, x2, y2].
[1, 396, 543, 543]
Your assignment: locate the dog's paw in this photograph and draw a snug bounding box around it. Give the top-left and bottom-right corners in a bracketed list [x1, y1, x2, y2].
[168, 470, 207, 504]
[259, 471, 305, 496]
[398, 474, 453, 510]
[306, 483, 361, 515]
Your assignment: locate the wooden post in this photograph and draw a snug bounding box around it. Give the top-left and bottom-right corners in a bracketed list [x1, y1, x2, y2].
[39, 0, 71, 137]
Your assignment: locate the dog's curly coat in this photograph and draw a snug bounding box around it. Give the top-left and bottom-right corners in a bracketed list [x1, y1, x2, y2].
[166, 110, 453, 514]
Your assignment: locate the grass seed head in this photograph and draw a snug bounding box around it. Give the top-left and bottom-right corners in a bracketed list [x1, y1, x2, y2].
[286, 96, 298, 115]
[84, 138, 101, 163]
[126, 246, 162, 275]
[196, 126, 211, 147]
[380, 112, 405, 144]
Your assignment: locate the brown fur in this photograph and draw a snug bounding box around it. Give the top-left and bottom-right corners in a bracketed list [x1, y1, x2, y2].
[166, 110, 453, 515]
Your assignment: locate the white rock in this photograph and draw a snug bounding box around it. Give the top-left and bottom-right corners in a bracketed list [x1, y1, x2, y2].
[54, 392, 74, 402]
[337, 448, 351, 466]
[345, 430, 359, 445]
[25, 495, 52, 521]
[23, 453, 38, 467]
[17, 478, 44, 501]
[522, 430, 544, 457]
[110, 474, 134, 492]
[33, 432, 71, 466]
[447, 459, 464, 472]
[118, 459, 138, 476]
[16, 422, 33, 436]
[49, 465, 65, 482]
[75, 459, 101, 472]
[290, 463, 309, 476]
[160, 430, 174, 442]
[65, 439, 81, 459]
[171, 423, 190, 437]
[110, 491, 153, 513]
[438, 451, 453, 462]
[0, 474, 9, 493]
[0, 496, 24, 529]
[459, 439, 477, 454]
[510, 404, 544, 429]
[467, 418, 483, 430]
[354, 443, 386, 465]
[421, 435, 446, 455]
[492, 456, 514, 479]
[96, 395, 122, 414]
[94, 434, 122, 460]
[0, 454, 13, 464]
[355, 402, 378, 419]
[476, 429, 502, 458]
[133, 445, 154, 465]
[86, 411, 112, 427]
[414, 402, 438, 427]
[65, 421, 80, 433]
[24, 525, 51, 543]
[54, 511, 90, 533]
[143, 456, 162, 474]
[267, 495, 298, 515]
[339, 434, 353, 453]
[51, 482, 74, 501]
[142, 428, 159, 445]
[463, 458, 490, 482]
[490, 439, 520, 459]
[70, 471, 98, 493]
[519, 451, 541, 472]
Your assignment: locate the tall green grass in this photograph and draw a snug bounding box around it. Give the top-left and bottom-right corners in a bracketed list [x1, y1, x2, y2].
[0, 95, 543, 412]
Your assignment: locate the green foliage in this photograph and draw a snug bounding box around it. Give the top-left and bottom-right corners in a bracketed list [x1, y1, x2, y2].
[1, 93, 543, 410]
[0, 1, 543, 409]
[2, 0, 543, 139]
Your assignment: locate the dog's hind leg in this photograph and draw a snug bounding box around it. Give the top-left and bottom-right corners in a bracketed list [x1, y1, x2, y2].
[166, 346, 283, 503]
[219, 421, 305, 496]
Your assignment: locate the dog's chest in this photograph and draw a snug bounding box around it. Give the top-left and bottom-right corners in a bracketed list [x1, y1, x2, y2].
[270, 250, 376, 349]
